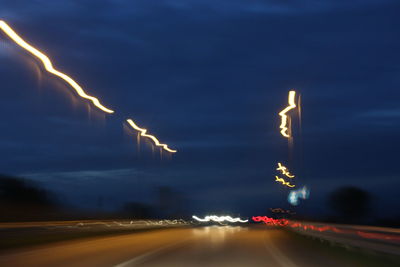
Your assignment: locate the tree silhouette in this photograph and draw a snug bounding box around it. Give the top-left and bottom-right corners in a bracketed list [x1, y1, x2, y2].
[0, 175, 53, 205]
[0, 174, 56, 221]
[327, 186, 371, 222]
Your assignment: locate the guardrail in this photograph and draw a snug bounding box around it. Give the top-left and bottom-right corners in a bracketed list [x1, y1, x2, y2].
[287, 221, 400, 256]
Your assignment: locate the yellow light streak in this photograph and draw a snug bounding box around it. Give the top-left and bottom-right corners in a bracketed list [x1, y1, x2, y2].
[279, 90, 296, 138]
[277, 162, 295, 178]
[126, 119, 177, 153]
[0, 20, 114, 113]
[275, 176, 295, 188]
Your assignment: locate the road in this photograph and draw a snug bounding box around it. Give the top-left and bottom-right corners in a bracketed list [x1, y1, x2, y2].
[0, 226, 398, 267]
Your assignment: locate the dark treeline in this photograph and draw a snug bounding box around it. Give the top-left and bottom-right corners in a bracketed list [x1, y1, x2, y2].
[0, 175, 189, 222]
[325, 186, 400, 228]
[1, 175, 398, 226]
[287, 186, 400, 228]
[121, 186, 188, 219]
[0, 174, 59, 221]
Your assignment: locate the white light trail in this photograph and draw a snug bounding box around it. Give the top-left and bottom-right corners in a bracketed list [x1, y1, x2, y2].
[192, 215, 248, 223]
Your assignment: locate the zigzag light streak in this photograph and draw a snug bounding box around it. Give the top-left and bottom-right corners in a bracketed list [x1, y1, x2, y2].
[126, 119, 177, 153]
[277, 162, 295, 178]
[275, 176, 295, 188]
[0, 20, 114, 113]
[279, 90, 296, 138]
[192, 215, 248, 223]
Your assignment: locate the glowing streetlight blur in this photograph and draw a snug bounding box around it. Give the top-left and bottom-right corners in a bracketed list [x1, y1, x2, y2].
[279, 90, 296, 138]
[275, 176, 295, 188]
[0, 20, 114, 113]
[288, 186, 310, 206]
[126, 119, 177, 153]
[277, 162, 295, 178]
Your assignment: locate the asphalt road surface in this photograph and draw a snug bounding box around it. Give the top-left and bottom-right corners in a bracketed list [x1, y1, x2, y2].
[0, 226, 397, 267]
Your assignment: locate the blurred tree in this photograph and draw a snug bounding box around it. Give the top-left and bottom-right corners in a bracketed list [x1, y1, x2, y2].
[0, 175, 53, 206]
[156, 186, 186, 219]
[327, 186, 371, 222]
[123, 202, 153, 218]
[0, 174, 56, 221]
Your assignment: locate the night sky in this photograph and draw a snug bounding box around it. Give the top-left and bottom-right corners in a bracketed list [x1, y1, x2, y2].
[1, 0, 399, 218]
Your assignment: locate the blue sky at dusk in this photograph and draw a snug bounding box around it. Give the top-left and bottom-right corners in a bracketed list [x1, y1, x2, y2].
[0, 0, 399, 218]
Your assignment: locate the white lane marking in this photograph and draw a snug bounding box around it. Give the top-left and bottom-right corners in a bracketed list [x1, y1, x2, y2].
[113, 239, 190, 267]
[263, 232, 298, 267]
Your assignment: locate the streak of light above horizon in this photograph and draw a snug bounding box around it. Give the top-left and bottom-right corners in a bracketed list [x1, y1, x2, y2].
[277, 162, 295, 178]
[279, 90, 296, 138]
[275, 176, 295, 188]
[126, 119, 177, 153]
[0, 20, 114, 114]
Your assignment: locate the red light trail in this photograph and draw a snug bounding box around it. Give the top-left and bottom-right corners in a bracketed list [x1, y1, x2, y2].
[287, 222, 400, 242]
[252, 216, 289, 226]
